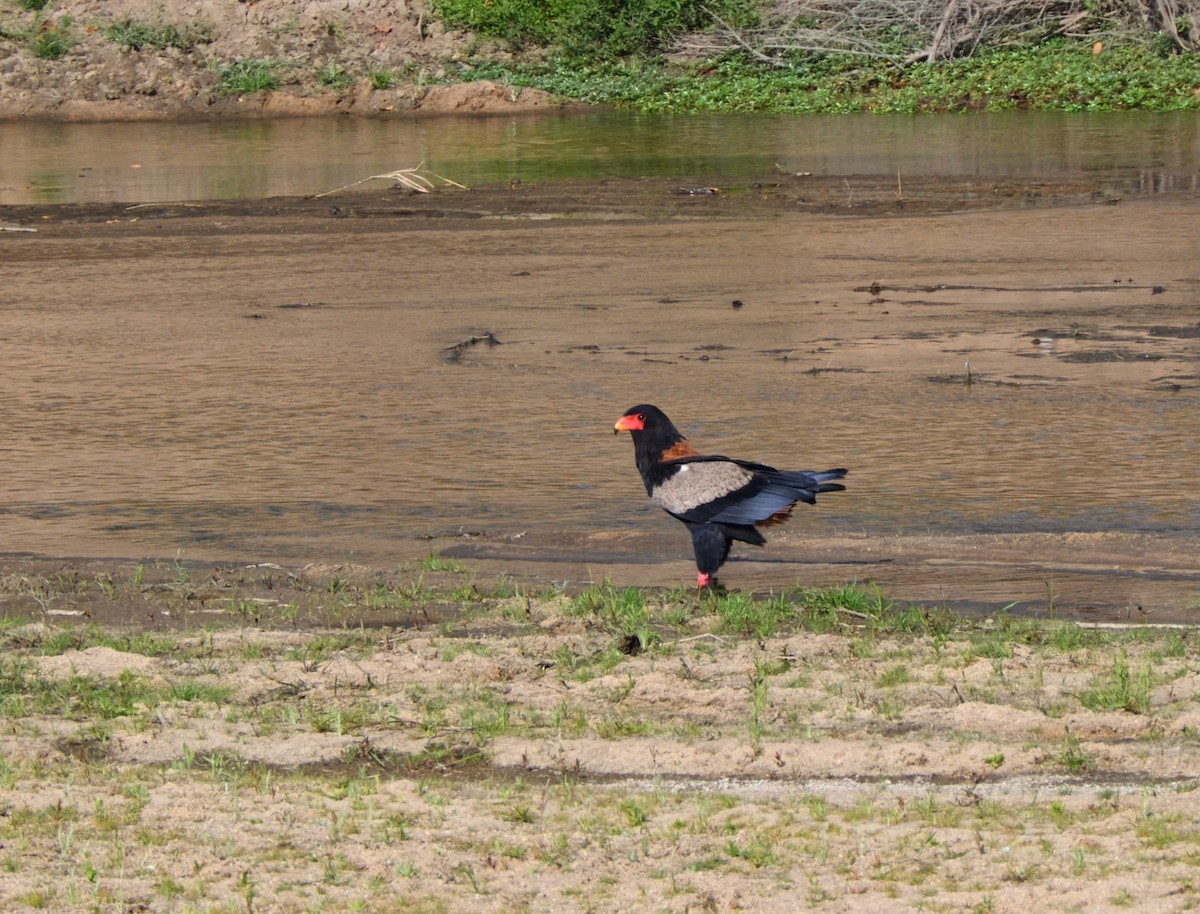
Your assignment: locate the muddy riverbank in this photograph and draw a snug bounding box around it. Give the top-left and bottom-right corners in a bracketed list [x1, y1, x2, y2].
[3, 173, 1198, 618]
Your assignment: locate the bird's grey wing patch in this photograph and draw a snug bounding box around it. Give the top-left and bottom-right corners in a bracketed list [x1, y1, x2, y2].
[651, 460, 755, 515]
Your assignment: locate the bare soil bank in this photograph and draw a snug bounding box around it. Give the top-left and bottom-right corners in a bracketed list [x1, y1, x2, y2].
[0, 0, 564, 121]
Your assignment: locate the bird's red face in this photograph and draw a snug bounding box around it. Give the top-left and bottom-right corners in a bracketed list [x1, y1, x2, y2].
[614, 412, 647, 433]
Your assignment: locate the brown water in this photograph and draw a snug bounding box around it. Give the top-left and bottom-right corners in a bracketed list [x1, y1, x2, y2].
[3, 110, 1199, 204]
[2, 115, 1199, 619]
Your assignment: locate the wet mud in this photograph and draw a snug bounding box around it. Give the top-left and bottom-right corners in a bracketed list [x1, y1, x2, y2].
[2, 174, 1198, 622]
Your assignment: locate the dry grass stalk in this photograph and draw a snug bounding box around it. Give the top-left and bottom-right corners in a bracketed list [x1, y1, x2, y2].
[311, 162, 467, 199]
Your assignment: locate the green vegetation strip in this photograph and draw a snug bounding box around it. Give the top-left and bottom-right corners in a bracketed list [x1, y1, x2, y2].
[461, 43, 1200, 113]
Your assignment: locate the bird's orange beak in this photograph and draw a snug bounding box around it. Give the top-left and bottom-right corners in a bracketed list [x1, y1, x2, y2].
[614, 414, 644, 433]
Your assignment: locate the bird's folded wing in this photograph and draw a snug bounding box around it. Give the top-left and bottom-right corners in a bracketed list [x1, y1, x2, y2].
[648, 457, 780, 525]
[650, 457, 753, 515]
[652, 457, 842, 526]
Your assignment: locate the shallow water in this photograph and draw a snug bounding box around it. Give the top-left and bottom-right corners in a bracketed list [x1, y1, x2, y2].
[2, 109, 1198, 204]
[4, 200, 1197, 538]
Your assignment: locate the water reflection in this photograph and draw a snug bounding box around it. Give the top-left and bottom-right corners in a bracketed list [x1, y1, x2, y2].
[2, 109, 1198, 204]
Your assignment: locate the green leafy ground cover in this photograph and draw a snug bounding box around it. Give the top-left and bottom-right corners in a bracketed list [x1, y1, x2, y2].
[459, 43, 1200, 113]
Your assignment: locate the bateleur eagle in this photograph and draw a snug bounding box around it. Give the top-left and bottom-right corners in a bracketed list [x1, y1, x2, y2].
[614, 404, 847, 588]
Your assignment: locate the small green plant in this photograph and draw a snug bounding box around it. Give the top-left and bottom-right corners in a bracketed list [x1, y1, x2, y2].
[368, 68, 397, 89]
[570, 581, 650, 639]
[748, 668, 770, 742]
[15, 886, 57, 908]
[318, 62, 355, 88]
[1056, 734, 1095, 773]
[156, 876, 186, 900]
[28, 16, 75, 59]
[450, 862, 487, 895]
[594, 713, 654, 738]
[503, 802, 536, 824]
[215, 59, 284, 95]
[1109, 888, 1136, 907]
[419, 552, 466, 573]
[874, 695, 903, 720]
[971, 630, 1013, 660]
[726, 837, 779, 868]
[1071, 847, 1086, 875]
[1155, 631, 1189, 659]
[1079, 653, 1152, 714]
[715, 590, 793, 637]
[874, 664, 911, 688]
[620, 799, 649, 827]
[802, 795, 828, 821]
[16, 0, 51, 10]
[320, 17, 348, 41]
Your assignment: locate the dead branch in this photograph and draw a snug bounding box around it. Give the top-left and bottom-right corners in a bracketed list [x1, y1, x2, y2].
[681, 0, 1199, 66]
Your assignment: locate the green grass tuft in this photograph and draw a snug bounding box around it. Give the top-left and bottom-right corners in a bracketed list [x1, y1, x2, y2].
[27, 15, 75, 59]
[317, 62, 355, 88]
[103, 17, 214, 51]
[214, 59, 286, 95]
[1079, 652, 1153, 714]
[368, 68, 397, 89]
[419, 552, 467, 573]
[569, 581, 651, 638]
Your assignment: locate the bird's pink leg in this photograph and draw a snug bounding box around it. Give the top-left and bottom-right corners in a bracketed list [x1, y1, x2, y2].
[697, 572, 712, 588]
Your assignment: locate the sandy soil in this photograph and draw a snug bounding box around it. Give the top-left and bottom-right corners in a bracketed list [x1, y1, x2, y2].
[1, 560, 1198, 913]
[0, 0, 564, 121]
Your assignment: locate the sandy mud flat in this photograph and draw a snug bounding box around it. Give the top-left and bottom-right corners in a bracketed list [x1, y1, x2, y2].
[2, 175, 1199, 912]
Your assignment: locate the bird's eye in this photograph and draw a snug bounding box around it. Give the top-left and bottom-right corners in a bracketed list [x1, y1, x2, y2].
[637, 414, 646, 422]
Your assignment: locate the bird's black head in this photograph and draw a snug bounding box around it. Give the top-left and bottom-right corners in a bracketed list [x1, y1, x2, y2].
[615, 404, 697, 492]
[614, 404, 680, 438]
[614, 403, 687, 464]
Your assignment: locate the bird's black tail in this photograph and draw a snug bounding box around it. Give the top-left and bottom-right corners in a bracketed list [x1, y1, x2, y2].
[771, 468, 848, 501]
[809, 468, 848, 494]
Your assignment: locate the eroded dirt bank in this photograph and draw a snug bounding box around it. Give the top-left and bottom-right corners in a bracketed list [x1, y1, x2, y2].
[0, 0, 563, 121]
